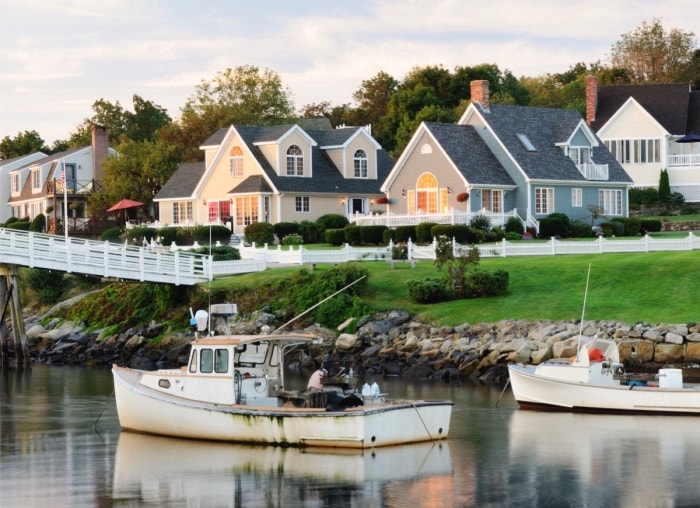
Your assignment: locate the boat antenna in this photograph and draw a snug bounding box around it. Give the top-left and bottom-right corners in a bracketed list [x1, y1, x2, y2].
[577, 263, 592, 353]
[274, 275, 366, 333]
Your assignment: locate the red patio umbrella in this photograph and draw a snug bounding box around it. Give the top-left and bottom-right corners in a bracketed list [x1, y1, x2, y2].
[107, 198, 144, 212]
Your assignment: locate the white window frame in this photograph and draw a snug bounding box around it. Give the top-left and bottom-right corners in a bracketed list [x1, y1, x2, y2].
[535, 187, 554, 215]
[173, 201, 193, 224]
[11, 173, 20, 195]
[286, 145, 303, 176]
[31, 168, 41, 192]
[229, 146, 243, 177]
[353, 149, 368, 178]
[571, 188, 582, 207]
[599, 189, 622, 216]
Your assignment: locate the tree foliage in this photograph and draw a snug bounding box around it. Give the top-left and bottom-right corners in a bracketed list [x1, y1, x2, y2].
[90, 139, 180, 218]
[610, 18, 697, 84]
[0, 130, 48, 158]
[163, 66, 295, 161]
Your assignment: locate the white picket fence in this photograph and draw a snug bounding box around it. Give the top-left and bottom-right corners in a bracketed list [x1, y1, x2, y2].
[216, 232, 700, 275]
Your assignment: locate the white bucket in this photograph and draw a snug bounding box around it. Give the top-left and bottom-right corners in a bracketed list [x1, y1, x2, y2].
[659, 368, 683, 389]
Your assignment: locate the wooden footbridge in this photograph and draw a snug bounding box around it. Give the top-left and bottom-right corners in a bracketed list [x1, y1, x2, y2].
[1, 228, 211, 367]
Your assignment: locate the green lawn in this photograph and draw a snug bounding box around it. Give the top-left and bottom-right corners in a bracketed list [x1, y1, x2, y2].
[211, 251, 700, 327]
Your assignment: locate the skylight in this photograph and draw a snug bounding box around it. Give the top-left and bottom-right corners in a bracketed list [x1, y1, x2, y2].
[516, 133, 537, 152]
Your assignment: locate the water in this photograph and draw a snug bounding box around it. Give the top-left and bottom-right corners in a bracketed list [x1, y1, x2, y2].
[1, 366, 699, 507]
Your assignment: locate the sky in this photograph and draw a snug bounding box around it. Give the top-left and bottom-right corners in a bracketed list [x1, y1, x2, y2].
[1, 0, 699, 146]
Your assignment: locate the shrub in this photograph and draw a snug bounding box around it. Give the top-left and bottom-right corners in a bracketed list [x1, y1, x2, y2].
[394, 225, 416, 243]
[325, 228, 345, 246]
[505, 216, 524, 235]
[29, 213, 46, 232]
[407, 278, 452, 303]
[156, 227, 179, 246]
[466, 269, 509, 297]
[470, 214, 492, 231]
[629, 187, 659, 205]
[431, 224, 470, 244]
[382, 228, 394, 244]
[547, 213, 571, 237]
[611, 217, 641, 236]
[539, 217, 565, 238]
[191, 245, 240, 261]
[244, 222, 274, 245]
[26, 268, 67, 304]
[640, 219, 662, 233]
[344, 225, 361, 246]
[274, 222, 298, 239]
[125, 226, 157, 245]
[193, 225, 231, 244]
[359, 225, 387, 245]
[7, 221, 30, 231]
[298, 220, 323, 244]
[281, 233, 303, 246]
[570, 220, 593, 238]
[316, 214, 349, 231]
[391, 243, 408, 260]
[600, 221, 624, 237]
[415, 222, 437, 244]
[100, 227, 123, 242]
[505, 231, 522, 241]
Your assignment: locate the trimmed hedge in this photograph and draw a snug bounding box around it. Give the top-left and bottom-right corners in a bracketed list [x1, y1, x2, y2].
[394, 225, 416, 243]
[325, 228, 345, 246]
[415, 222, 437, 244]
[359, 225, 388, 245]
[244, 222, 274, 245]
[344, 225, 361, 246]
[640, 219, 662, 233]
[274, 222, 299, 239]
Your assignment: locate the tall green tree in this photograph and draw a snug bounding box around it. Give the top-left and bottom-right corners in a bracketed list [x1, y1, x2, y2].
[90, 139, 180, 219]
[610, 18, 697, 84]
[658, 169, 671, 203]
[0, 130, 48, 158]
[160, 66, 296, 161]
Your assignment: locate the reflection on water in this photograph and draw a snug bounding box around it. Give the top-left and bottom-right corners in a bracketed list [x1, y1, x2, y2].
[114, 433, 453, 507]
[2, 366, 700, 507]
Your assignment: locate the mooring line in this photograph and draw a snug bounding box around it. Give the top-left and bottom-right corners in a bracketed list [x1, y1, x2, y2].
[93, 388, 115, 432]
[410, 402, 433, 441]
[495, 378, 511, 407]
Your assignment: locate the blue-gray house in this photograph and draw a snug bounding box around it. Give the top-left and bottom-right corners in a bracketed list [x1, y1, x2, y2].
[379, 80, 633, 232]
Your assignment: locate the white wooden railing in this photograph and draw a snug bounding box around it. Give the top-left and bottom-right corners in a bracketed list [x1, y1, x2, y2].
[667, 154, 700, 167]
[351, 209, 522, 228]
[0, 229, 211, 285]
[577, 161, 609, 180]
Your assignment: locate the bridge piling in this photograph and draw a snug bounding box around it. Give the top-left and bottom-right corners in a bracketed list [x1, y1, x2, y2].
[0, 266, 30, 368]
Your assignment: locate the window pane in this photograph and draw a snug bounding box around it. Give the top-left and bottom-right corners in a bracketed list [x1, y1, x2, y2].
[215, 349, 228, 373]
[200, 349, 213, 373]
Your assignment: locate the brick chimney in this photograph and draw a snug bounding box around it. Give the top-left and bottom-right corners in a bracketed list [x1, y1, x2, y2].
[91, 124, 108, 182]
[470, 80, 490, 111]
[585, 75, 598, 126]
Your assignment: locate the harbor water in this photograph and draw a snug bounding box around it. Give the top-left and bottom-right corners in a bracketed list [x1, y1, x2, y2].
[1, 365, 699, 507]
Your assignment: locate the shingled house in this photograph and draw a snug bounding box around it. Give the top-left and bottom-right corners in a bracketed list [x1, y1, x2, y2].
[153, 120, 393, 236]
[377, 80, 632, 232]
[586, 76, 700, 203]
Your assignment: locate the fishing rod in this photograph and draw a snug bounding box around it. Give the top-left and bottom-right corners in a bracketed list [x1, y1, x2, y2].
[274, 275, 367, 333]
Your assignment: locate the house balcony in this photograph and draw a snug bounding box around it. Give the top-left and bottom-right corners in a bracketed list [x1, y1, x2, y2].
[667, 154, 700, 168]
[576, 162, 609, 181]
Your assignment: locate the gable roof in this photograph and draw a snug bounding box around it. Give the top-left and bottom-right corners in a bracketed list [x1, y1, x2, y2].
[154, 162, 206, 200]
[422, 122, 514, 186]
[478, 104, 632, 183]
[233, 124, 393, 194]
[590, 83, 691, 134]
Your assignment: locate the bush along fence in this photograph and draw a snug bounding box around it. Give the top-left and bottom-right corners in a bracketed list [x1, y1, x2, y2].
[212, 232, 700, 275]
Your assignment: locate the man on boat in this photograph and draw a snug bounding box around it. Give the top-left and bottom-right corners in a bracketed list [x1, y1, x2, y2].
[307, 364, 328, 393]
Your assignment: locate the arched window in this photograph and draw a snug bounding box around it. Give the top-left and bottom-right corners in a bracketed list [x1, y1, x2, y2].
[286, 145, 303, 176]
[229, 146, 243, 177]
[353, 149, 368, 178]
[416, 173, 438, 213]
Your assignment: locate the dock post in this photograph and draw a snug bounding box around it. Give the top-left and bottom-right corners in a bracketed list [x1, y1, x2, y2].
[0, 266, 30, 368]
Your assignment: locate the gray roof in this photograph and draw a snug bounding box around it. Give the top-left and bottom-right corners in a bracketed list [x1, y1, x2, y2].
[155, 162, 205, 199]
[482, 104, 632, 183]
[228, 175, 272, 194]
[590, 83, 692, 135]
[423, 122, 514, 186]
[233, 124, 392, 194]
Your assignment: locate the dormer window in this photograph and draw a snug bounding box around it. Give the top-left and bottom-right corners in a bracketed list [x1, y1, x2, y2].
[229, 146, 243, 177]
[354, 149, 368, 178]
[31, 168, 41, 191]
[286, 145, 303, 176]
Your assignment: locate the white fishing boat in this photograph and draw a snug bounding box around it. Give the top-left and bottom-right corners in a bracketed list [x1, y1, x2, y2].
[508, 335, 700, 414]
[112, 304, 452, 448]
[507, 265, 700, 415]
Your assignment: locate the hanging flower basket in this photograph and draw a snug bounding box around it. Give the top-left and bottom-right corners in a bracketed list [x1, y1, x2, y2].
[456, 192, 469, 203]
[376, 196, 389, 205]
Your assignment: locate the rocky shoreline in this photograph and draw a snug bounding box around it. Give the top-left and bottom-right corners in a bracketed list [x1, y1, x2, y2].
[8, 309, 700, 384]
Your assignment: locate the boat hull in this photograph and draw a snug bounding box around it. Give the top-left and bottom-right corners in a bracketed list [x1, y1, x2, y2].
[508, 364, 700, 415]
[113, 366, 452, 448]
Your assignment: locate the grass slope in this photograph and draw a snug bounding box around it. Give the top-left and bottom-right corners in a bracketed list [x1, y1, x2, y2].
[210, 251, 699, 326]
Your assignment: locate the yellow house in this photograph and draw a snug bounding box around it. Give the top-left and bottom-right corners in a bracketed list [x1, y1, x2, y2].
[154, 121, 393, 236]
